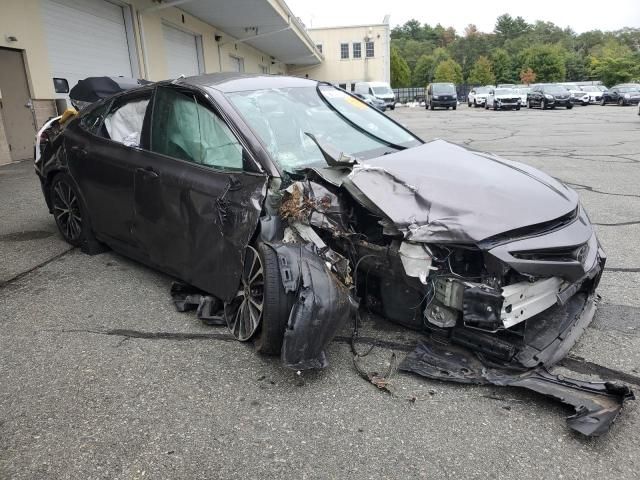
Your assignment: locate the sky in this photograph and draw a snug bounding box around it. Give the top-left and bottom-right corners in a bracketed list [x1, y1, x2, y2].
[286, 0, 640, 34]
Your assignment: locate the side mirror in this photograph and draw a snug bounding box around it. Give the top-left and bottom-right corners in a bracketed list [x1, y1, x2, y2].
[53, 78, 69, 94]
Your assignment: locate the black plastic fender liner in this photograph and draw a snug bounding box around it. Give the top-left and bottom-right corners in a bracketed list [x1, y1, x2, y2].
[266, 242, 357, 370]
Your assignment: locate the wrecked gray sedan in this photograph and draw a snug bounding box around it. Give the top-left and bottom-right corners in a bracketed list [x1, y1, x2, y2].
[35, 74, 633, 436]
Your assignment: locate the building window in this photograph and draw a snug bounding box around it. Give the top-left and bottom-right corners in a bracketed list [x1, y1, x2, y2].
[340, 43, 349, 59]
[366, 41, 374, 58]
[229, 55, 244, 72]
[352, 42, 361, 59]
[316, 43, 323, 54]
[350, 83, 356, 91]
[338, 83, 347, 89]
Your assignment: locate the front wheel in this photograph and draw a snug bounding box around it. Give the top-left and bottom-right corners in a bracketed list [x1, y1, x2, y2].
[429, 102, 434, 110]
[527, 99, 532, 109]
[452, 105, 457, 110]
[618, 98, 625, 106]
[541, 99, 546, 110]
[566, 104, 573, 110]
[516, 106, 521, 111]
[600, 98, 606, 106]
[225, 244, 295, 354]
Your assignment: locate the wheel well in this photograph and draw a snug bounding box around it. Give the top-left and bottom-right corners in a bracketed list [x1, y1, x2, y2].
[43, 169, 63, 211]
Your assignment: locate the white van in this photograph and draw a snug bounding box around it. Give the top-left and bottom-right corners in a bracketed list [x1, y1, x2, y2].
[353, 82, 396, 110]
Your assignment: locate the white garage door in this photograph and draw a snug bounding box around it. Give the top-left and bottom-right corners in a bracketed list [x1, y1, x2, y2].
[163, 23, 201, 79]
[41, 0, 135, 90]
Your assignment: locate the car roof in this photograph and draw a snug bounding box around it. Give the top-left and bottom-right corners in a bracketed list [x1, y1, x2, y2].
[179, 73, 317, 93]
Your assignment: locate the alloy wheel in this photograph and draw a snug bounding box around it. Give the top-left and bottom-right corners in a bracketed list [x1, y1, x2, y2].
[225, 246, 265, 341]
[52, 180, 82, 242]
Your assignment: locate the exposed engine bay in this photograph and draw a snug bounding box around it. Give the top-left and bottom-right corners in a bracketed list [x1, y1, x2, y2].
[245, 143, 633, 437]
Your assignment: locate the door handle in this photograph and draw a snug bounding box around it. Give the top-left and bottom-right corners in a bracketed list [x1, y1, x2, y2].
[136, 167, 159, 178]
[71, 145, 88, 156]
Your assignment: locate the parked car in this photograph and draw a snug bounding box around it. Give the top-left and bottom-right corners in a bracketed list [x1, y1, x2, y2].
[34, 73, 631, 435]
[513, 87, 531, 105]
[562, 83, 590, 106]
[426, 82, 457, 110]
[354, 92, 387, 111]
[527, 84, 573, 109]
[467, 86, 491, 107]
[580, 85, 607, 104]
[354, 81, 396, 110]
[600, 84, 640, 106]
[485, 88, 521, 110]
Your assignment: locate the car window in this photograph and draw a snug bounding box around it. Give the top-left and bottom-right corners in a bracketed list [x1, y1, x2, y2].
[80, 102, 110, 135]
[150, 87, 243, 171]
[104, 94, 151, 147]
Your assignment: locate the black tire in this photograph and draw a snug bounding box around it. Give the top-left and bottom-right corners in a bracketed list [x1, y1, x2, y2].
[600, 98, 606, 106]
[527, 99, 532, 109]
[390, 105, 395, 110]
[50, 173, 98, 250]
[541, 99, 546, 110]
[253, 243, 296, 355]
[452, 105, 456, 110]
[618, 98, 625, 106]
[566, 104, 573, 110]
[516, 106, 521, 111]
[429, 102, 434, 110]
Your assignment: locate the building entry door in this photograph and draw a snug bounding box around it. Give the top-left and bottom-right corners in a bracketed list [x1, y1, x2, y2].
[0, 48, 37, 163]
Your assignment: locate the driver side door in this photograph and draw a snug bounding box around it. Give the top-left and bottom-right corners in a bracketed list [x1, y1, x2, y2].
[133, 85, 268, 301]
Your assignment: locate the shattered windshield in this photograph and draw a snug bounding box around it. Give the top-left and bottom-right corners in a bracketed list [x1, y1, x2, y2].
[227, 86, 419, 171]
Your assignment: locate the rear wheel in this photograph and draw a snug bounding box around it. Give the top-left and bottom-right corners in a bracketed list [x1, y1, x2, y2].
[618, 98, 625, 106]
[50, 173, 88, 247]
[527, 99, 532, 109]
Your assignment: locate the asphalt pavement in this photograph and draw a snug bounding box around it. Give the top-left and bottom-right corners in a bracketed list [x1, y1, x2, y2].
[1, 104, 639, 479]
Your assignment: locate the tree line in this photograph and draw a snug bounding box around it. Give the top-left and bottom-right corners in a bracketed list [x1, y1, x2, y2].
[390, 14, 640, 88]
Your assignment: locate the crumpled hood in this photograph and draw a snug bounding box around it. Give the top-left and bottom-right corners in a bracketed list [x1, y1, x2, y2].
[342, 140, 579, 243]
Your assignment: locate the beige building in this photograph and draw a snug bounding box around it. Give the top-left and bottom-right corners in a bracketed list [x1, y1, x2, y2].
[293, 17, 391, 91]
[0, 0, 323, 165]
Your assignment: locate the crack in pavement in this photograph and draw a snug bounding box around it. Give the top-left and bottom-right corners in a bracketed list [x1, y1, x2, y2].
[58, 328, 640, 385]
[593, 220, 640, 226]
[564, 181, 640, 199]
[0, 247, 74, 289]
[560, 355, 640, 387]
